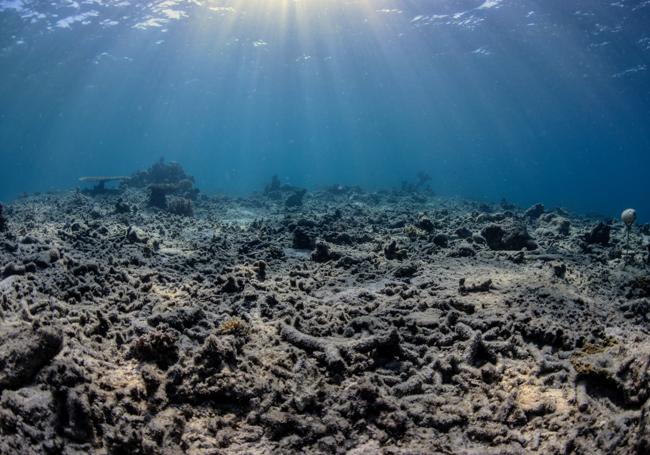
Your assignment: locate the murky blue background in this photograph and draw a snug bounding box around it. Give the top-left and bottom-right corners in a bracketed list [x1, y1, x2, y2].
[1, 0, 649, 218]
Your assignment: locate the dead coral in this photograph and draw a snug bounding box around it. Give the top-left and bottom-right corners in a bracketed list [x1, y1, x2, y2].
[219, 318, 250, 337]
[311, 240, 341, 263]
[127, 158, 194, 189]
[129, 329, 179, 369]
[459, 278, 493, 295]
[403, 225, 425, 240]
[384, 239, 407, 260]
[0, 322, 63, 391]
[280, 323, 400, 372]
[286, 189, 307, 209]
[481, 223, 537, 251]
[147, 183, 177, 210]
[167, 197, 193, 217]
[114, 198, 131, 214]
[0, 203, 7, 232]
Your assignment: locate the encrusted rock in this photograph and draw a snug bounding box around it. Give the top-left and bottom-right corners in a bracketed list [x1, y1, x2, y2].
[0, 322, 63, 391]
[524, 203, 545, 220]
[126, 226, 149, 243]
[293, 227, 315, 250]
[584, 222, 611, 246]
[481, 224, 537, 251]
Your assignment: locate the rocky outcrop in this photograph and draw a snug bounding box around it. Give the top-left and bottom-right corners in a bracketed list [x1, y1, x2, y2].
[524, 203, 545, 220]
[481, 223, 537, 251]
[0, 322, 63, 391]
[584, 222, 611, 245]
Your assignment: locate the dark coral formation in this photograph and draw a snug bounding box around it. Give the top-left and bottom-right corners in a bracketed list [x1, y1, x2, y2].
[118, 160, 199, 217]
[525, 203, 545, 220]
[481, 223, 537, 251]
[126, 158, 195, 189]
[1, 183, 649, 454]
[166, 197, 193, 217]
[124, 159, 200, 214]
[0, 322, 63, 391]
[285, 189, 307, 209]
[263, 175, 305, 202]
[584, 222, 612, 246]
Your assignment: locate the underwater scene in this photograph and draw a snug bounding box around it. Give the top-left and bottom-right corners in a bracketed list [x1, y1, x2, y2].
[1, 0, 650, 453]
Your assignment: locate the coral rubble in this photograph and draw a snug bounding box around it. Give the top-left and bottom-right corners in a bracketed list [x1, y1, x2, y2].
[1, 181, 649, 454]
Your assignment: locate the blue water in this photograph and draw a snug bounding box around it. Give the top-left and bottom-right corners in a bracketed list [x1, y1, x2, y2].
[1, 0, 649, 219]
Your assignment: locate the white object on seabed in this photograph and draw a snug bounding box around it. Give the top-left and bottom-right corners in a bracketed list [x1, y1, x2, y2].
[621, 208, 637, 227]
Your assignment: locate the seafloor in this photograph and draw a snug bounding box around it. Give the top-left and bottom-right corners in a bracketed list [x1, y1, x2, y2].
[1, 165, 650, 454]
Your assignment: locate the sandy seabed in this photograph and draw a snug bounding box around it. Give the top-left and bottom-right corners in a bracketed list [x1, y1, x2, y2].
[1, 182, 650, 454]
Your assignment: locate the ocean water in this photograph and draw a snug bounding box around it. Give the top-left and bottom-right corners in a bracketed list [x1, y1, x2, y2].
[0, 0, 649, 219]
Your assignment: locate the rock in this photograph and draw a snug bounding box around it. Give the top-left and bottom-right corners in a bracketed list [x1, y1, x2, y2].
[571, 344, 650, 408]
[30, 249, 59, 269]
[455, 227, 472, 239]
[142, 408, 185, 453]
[126, 226, 149, 244]
[311, 240, 330, 263]
[0, 387, 58, 454]
[384, 240, 407, 260]
[63, 388, 95, 442]
[148, 183, 176, 209]
[480, 225, 506, 249]
[583, 223, 611, 246]
[293, 227, 315, 250]
[619, 299, 649, 321]
[551, 262, 567, 279]
[324, 232, 353, 245]
[481, 224, 537, 251]
[253, 260, 267, 280]
[286, 189, 307, 208]
[471, 234, 486, 245]
[1, 241, 17, 253]
[311, 240, 340, 263]
[167, 197, 193, 216]
[2, 263, 26, 277]
[551, 217, 571, 236]
[0, 322, 63, 391]
[417, 216, 434, 233]
[449, 243, 476, 257]
[114, 198, 131, 214]
[536, 214, 572, 238]
[459, 278, 492, 294]
[128, 159, 196, 189]
[129, 329, 179, 369]
[637, 400, 650, 452]
[525, 203, 545, 220]
[195, 334, 238, 369]
[148, 307, 206, 331]
[433, 233, 449, 248]
[221, 275, 245, 293]
[394, 263, 418, 278]
[48, 249, 61, 263]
